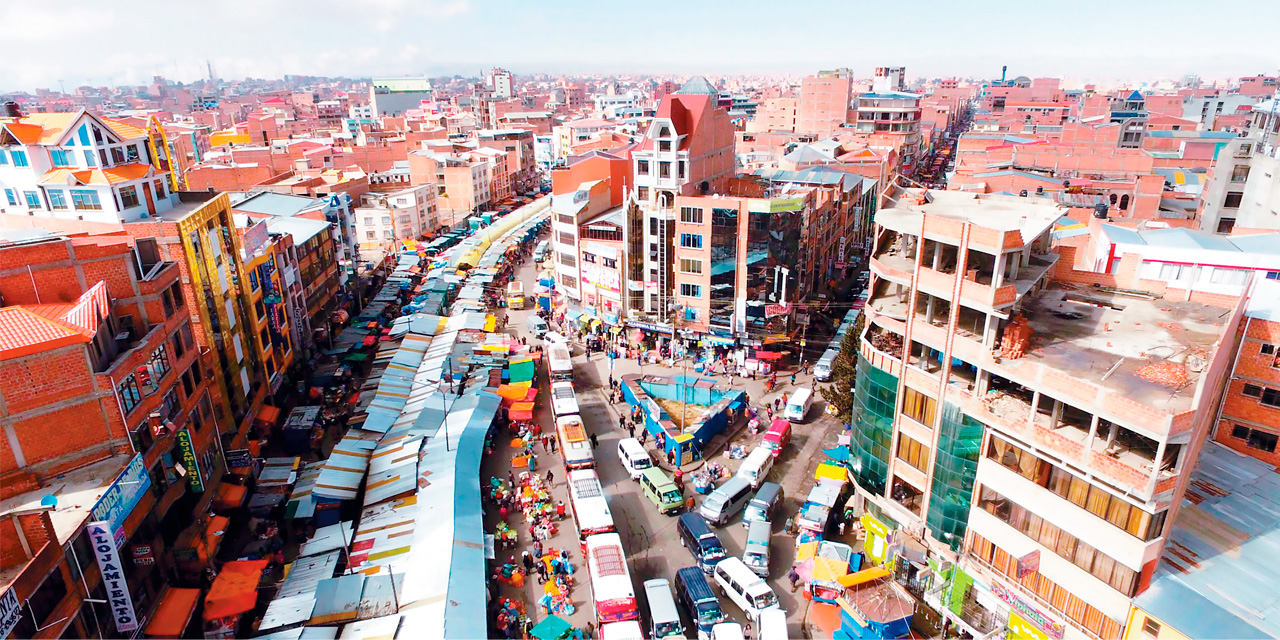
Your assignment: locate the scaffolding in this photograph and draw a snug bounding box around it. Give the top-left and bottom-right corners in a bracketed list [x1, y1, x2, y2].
[851, 353, 896, 495]
[926, 402, 983, 551]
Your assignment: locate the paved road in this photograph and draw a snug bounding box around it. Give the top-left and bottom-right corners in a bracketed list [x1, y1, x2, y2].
[498, 255, 850, 638]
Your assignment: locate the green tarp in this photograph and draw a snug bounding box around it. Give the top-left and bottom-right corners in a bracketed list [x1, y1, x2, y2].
[508, 359, 535, 383]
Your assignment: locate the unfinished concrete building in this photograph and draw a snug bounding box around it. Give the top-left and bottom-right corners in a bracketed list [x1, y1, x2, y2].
[853, 188, 1242, 640]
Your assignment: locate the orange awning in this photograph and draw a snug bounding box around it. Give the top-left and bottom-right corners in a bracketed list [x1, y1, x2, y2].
[214, 484, 247, 511]
[145, 587, 201, 637]
[510, 402, 535, 421]
[256, 405, 282, 426]
[204, 559, 268, 620]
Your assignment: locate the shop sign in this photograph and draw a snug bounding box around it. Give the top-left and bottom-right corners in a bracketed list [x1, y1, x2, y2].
[86, 521, 138, 633]
[175, 429, 205, 493]
[1008, 612, 1050, 640]
[768, 197, 805, 213]
[90, 454, 151, 532]
[628, 321, 673, 335]
[225, 449, 253, 469]
[0, 589, 22, 640]
[990, 582, 1064, 640]
[132, 545, 155, 566]
[764, 304, 790, 318]
[1017, 550, 1040, 578]
[242, 220, 270, 257]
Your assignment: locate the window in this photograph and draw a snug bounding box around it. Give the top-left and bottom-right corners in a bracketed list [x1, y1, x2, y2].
[680, 283, 701, 297]
[154, 180, 166, 198]
[24, 191, 40, 208]
[71, 190, 101, 210]
[1157, 263, 1189, 281]
[1244, 383, 1263, 397]
[560, 252, 576, 268]
[896, 434, 929, 471]
[1231, 165, 1251, 182]
[1263, 387, 1280, 408]
[581, 252, 596, 264]
[248, 269, 260, 291]
[1232, 424, 1251, 439]
[679, 258, 703, 274]
[383, 230, 394, 239]
[1250, 429, 1278, 451]
[11, 150, 28, 166]
[659, 162, 671, 178]
[1208, 267, 1249, 287]
[127, 144, 139, 161]
[1217, 218, 1237, 234]
[50, 149, 73, 167]
[118, 374, 142, 414]
[4, 189, 14, 205]
[602, 257, 617, 269]
[83, 149, 96, 167]
[680, 206, 703, 223]
[0, 150, 6, 164]
[637, 187, 649, 200]
[680, 233, 703, 248]
[561, 274, 578, 288]
[48, 190, 67, 210]
[901, 386, 937, 426]
[366, 230, 375, 239]
[119, 185, 140, 209]
[1142, 617, 1162, 637]
[1224, 192, 1244, 208]
[637, 160, 649, 175]
[110, 147, 126, 165]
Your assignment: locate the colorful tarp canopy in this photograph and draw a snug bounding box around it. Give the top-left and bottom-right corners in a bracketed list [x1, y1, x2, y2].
[529, 614, 574, 640]
[144, 587, 200, 637]
[838, 566, 892, 588]
[497, 383, 533, 401]
[205, 559, 269, 620]
[508, 357, 535, 383]
[510, 402, 536, 421]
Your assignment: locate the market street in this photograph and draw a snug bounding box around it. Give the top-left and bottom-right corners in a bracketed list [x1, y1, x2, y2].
[497, 253, 852, 638]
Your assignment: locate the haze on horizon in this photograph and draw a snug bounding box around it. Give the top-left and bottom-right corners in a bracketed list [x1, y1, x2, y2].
[4, 0, 1278, 92]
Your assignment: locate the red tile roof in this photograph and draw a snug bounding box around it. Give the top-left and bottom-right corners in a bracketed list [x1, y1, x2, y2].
[0, 307, 91, 360]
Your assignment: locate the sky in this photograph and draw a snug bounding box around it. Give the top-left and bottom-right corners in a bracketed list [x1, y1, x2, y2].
[4, 0, 1279, 92]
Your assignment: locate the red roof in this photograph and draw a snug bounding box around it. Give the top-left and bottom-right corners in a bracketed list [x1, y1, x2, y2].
[0, 307, 91, 360]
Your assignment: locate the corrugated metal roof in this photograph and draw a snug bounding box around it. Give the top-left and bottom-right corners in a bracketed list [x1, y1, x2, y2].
[286, 461, 325, 519]
[313, 429, 381, 500]
[1134, 442, 1280, 638]
[309, 573, 366, 625]
[298, 522, 353, 558]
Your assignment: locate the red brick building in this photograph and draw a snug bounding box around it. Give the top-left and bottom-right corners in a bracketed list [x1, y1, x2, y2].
[1214, 277, 1280, 465]
[0, 228, 221, 639]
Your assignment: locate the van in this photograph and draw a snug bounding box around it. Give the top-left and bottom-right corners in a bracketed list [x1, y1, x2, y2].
[640, 467, 684, 515]
[710, 623, 744, 640]
[784, 387, 814, 423]
[677, 513, 727, 573]
[756, 609, 788, 640]
[742, 519, 771, 577]
[642, 579, 684, 639]
[599, 621, 644, 640]
[534, 241, 550, 263]
[743, 482, 784, 528]
[617, 438, 652, 480]
[712, 557, 781, 623]
[674, 567, 725, 640]
[525, 315, 549, 338]
[813, 349, 837, 382]
[735, 447, 774, 490]
[699, 476, 754, 526]
[761, 419, 791, 459]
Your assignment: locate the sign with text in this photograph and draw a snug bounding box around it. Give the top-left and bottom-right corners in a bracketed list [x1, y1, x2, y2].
[0, 588, 22, 640]
[86, 521, 138, 633]
[175, 429, 205, 493]
[225, 449, 253, 469]
[990, 582, 1063, 640]
[1016, 550, 1040, 579]
[90, 454, 151, 532]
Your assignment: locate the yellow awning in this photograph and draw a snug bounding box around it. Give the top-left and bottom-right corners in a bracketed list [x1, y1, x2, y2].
[838, 566, 892, 588]
[815, 463, 847, 483]
[794, 541, 819, 563]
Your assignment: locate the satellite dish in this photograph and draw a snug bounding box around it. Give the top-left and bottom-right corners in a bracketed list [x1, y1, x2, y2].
[40, 494, 58, 508]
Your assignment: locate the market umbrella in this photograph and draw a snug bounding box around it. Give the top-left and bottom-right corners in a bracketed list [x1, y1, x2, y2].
[794, 557, 816, 583]
[529, 615, 573, 640]
[823, 446, 850, 462]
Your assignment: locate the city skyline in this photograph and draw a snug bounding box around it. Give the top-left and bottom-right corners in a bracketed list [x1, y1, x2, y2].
[4, 0, 1279, 92]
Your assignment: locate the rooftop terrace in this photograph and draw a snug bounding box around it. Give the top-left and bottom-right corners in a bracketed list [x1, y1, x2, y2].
[1020, 284, 1230, 415]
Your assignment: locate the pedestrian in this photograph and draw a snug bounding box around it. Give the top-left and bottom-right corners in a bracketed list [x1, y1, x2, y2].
[499, 505, 508, 521]
[528, 453, 537, 473]
[667, 449, 675, 466]
[585, 621, 595, 640]
[532, 539, 543, 559]
[773, 398, 781, 412]
[546, 469, 554, 485]
[536, 561, 549, 584]
[550, 436, 557, 453]
[556, 501, 566, 519]
[522, 551, 534, 574]
[788, 566, 801, 592]
[685, 495, 696, 512]
[639, 430, 647, 445]
[618, 414, 625, 431]
[627, 422, 635, 439]
[507, 470, 516, 487]
[791, 372, 797, 386]
[540, 434, 549, 452]
[590, 432, 599, 449]
[838, 520, 847, 537]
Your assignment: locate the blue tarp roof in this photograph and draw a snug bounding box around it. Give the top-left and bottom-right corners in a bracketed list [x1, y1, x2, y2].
[1133, 443, 1280, 639]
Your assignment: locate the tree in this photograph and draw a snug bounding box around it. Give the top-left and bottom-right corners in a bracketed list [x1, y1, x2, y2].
[820, 311, 865, 422]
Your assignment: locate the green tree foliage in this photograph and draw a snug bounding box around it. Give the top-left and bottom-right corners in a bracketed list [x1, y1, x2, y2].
[820, 312, 865, 421]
